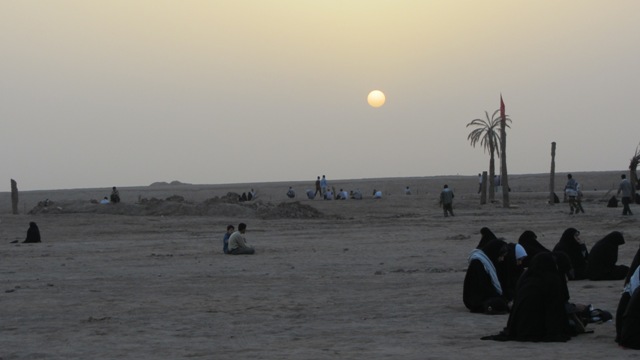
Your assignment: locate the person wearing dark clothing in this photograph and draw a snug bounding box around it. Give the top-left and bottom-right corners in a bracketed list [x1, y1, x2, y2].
[553, 228, 589, 280]
[463, 239, 510, 314]
[498, 243, 528, 302]
[618, 286, 640, 349]
[483, 252, 574, 342]
[587, 231, 629, 280]
[616, 245, 640, 346]
[518, 230, 550, 267]
[476, 227, 498, 249]
[110, 186, 120, 203]
[314, 176, 322, 198]
[22, 222, 41, 243]
[222, 225, 234, 254]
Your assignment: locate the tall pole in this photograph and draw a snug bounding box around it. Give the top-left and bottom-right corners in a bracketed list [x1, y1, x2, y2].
[549, 142, 556, 205]
[11, 179, 19, 215]
[500, 95, 510, 208]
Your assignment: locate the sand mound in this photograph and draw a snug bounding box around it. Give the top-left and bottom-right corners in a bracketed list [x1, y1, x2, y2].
[27, 194, 323, 219]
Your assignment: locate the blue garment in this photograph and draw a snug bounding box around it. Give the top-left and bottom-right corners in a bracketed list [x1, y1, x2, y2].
[223, 233, 231, 254]
[469, 249, 503, 295]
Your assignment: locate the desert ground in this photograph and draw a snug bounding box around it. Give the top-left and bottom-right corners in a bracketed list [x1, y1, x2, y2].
[2, 171, 640, 359]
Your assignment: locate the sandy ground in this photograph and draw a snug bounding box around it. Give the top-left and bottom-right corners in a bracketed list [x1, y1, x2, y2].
[2, 171, 640, 359]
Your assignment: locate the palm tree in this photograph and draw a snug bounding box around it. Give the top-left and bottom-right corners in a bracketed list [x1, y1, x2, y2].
[466, 109, 511, 202]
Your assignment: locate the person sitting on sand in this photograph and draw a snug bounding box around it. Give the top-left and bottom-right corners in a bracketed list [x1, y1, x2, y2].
[463, 239, 510, 314]
[100, 197, 110, 204]
[482, 252, 575, 342]
[23, 222, 41, 243]
[404, 186, 411, 195]
[553, 228, 589, 280]
[286, 187, 296, 199]
[306, 189, 315, 200]
[350, 190, 363, 200]
[517, 230, 550, 264]
[336, 189, 348, 200]
[616, 244, 640, 347]
[476, 227, 498, 249]
[324, 188, 334, 200]
[227, 223, 255, 255]
[587, 231, 629, 281]
[222, 224, 234, 254]
[372, 189, 382, 199]
[499, 243, 528, 303]
[110, 186, 120, 203]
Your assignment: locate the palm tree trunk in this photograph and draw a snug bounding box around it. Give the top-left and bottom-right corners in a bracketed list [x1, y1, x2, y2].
[489, 152, 495, 202]
[549, 142, 556, 205]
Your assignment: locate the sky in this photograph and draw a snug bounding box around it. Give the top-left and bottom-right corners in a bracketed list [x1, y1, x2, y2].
[2, 0, 639, 191]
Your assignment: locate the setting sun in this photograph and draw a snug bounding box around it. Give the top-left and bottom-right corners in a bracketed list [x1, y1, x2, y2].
[367, 90, 386, 108]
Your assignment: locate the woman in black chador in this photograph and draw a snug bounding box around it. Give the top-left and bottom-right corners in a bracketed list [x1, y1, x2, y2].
[615, 245, 640, 348]
[483, 252, 574, 342]
[518, 230, 550, 267]
[24, 222, 41, 243]
[476, 227, 498, 249]
[587, 231, 629, 280]
[553, 228, 589, 280]
[463, 239, 509, 314]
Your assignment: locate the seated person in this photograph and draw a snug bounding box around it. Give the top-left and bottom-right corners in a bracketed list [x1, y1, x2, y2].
[616, 245, 640, 345]
[483, 252, 574, 342]
[463, 239, 510, 314]
[336, 189, 348, 200]
[350, 190, 363, 200]
[286, 187, 296, 199]
[306, 189, 315, 200]
[518, 230, 550, 267]
[100, 197, 110, 204]
[587, 231, 629, 280]
[373, 189, 382, 199]
[324, 189, 334, 200]
[23, 222, 41, 243]
[222, 224, 234, 254]
[499, 243, 528, 302]
[227, 223, 255, 255]
[476, 227, 498, 249]
[553, 228, 589, 280]
[404, 186, 411, 195]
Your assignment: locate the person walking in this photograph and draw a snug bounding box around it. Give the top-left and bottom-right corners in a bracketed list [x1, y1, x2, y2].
[440, 184, 455, 217]
[617, 174, 634, 215]
[564, 174, 578, 214]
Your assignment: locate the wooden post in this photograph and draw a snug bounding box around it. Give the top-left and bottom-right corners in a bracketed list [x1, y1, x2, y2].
[549, 142, 556, 205]
[481, 171, 488, 205]
[11, 179, 19, 215]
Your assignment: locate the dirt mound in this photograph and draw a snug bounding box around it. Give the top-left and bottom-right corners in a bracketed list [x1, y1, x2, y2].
[28, 196, 323, 219]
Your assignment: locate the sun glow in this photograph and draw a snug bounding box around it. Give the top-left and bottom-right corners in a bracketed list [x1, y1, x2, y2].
[367, 90, 386, 108]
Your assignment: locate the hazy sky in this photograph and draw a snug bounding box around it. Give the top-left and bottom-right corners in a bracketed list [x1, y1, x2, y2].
[2, 1, 639, 190]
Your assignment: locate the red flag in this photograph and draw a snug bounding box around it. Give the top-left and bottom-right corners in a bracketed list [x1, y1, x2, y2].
[500, 94, 505, 121]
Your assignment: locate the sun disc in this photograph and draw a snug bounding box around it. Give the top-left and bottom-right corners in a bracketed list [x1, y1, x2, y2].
[367, 90, 386, 108]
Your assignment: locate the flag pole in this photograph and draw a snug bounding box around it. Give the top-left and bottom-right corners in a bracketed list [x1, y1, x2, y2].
[500, 94, 510, 208]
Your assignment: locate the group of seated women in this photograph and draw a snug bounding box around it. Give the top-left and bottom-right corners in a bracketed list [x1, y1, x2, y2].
[464, 227, 636, 344]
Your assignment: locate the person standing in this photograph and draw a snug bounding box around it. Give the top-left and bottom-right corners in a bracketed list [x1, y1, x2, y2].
[564, 174, 578, 214]
[228, 223, 255, 255]
[110, 186, 121, 203]
[320, 175, 328, 196]
[314, 176, 321, 198]
[440, 184, 455, 217]
[478, 173, 483, 194]
[618, 174, 634, 216]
